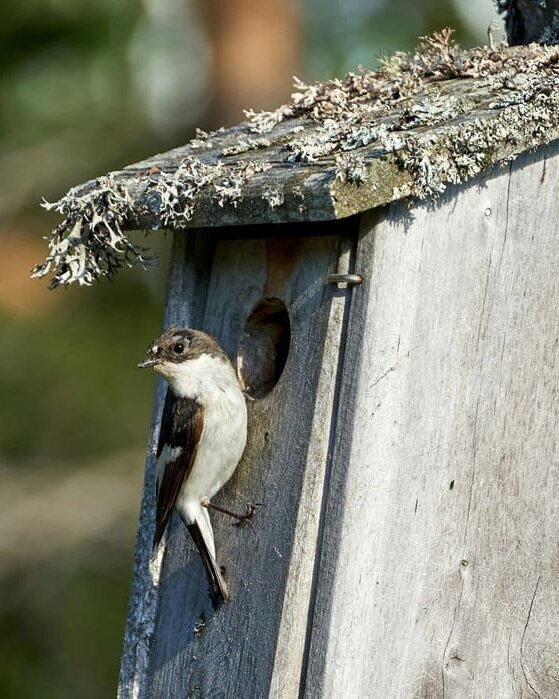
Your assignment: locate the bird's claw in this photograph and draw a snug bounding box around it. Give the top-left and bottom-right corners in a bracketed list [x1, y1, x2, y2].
[232, 502, 263, 529]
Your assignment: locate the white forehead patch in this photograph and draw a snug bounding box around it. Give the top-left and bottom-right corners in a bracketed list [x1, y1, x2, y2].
[152, 344, 159, 354]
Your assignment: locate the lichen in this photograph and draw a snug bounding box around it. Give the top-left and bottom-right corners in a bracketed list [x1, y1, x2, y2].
[335, 153, 367, 184]
[262, 186, 285, 208]
[221, 137, 271, 157]
[155, 157, 223, 226]
[35, 30, 559, 287]
[35, 157, 271, 288]
[32, 177, 156, 289]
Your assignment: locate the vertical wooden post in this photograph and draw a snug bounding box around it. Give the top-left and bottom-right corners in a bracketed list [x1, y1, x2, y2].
[303, 143, 559, 697]
[499, 0, 559, 45]
[120, 145, 559, 699]
[119, 222, 360, 697]
[118, 231, 214, 698]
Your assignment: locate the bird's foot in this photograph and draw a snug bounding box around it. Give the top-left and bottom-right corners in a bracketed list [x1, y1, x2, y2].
[232, 502, 262, 529]
[201, 497, 262, 530]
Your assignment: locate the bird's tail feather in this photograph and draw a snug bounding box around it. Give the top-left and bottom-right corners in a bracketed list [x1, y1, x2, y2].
[187, 514, 229, 608]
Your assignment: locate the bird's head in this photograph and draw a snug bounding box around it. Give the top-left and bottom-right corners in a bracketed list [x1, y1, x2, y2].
[138, 327, 227, 379]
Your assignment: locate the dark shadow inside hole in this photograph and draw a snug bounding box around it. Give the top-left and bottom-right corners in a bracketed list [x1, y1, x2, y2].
[237, 298, 290, 399]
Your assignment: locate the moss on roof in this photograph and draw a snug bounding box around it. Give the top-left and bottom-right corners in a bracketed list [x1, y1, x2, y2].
[34, 30, 559, 288]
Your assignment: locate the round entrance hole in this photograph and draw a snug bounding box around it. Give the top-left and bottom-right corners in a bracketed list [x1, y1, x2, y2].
[237, 298, 290, 399]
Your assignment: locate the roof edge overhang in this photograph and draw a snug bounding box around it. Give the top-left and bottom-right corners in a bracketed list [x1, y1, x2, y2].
[34, 35, 559, 287]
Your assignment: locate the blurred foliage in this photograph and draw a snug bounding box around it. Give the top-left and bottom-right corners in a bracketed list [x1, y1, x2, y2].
[1, 1, 143, 151]
[0, 1, 496, 697]
[0, 544, 133, 699]
[0, 258, 166, 698]
[1, 3, 176, 696]
[303, 0, 481, 79]
[0, 269, 162, 464]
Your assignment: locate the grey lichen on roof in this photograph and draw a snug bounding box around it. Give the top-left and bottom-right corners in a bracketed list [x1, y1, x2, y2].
[34, 29, 559, 288]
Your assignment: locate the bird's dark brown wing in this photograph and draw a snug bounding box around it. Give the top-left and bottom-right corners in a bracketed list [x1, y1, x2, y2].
[153, 389, 204, 547]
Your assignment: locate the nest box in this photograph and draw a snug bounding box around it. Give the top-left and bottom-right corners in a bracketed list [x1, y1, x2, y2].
[38, 36, 559, 698]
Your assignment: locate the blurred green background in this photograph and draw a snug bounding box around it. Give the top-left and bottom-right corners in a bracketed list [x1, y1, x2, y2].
[0, 1, 500, 696]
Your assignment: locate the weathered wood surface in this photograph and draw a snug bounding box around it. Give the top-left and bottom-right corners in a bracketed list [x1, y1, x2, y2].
[41, 42, 559, 230]
[36, 40, 559, 290]
[303, 140, 559, 697]
[121, 139, 559, 698]
[119, 219, 359, 697]
[500, 0, 559, 45]
[118, 230, 214, 699]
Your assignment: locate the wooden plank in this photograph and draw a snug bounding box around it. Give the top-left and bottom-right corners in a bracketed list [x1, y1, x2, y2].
[269, 235, 355, 698]
[121, 221, 358, 697]
[118, 230, 214, 699]
[36, 41, 559, 289]
[45, 62, 559, 232]
[37, 41, 559, 288]
[303, 140, 559, 697]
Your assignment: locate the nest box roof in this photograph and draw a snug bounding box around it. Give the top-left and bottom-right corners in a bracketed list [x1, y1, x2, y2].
[35, 31, 559, 288]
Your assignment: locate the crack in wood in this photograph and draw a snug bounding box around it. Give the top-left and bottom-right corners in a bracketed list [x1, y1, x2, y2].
[369, 364, 396, 389]
[520, 575, 542, 699]
[441, 560, 467, 698]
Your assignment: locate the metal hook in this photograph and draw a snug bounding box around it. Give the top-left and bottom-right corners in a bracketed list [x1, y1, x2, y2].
[327, 273, 363, 286]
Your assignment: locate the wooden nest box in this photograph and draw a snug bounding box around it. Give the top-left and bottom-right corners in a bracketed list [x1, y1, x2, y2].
[38, 33, 559, 698]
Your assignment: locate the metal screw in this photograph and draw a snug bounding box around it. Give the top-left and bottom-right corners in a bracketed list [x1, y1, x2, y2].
[327, 273, 363, 286]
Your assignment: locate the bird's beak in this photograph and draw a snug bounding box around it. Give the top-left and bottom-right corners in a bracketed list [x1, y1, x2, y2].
[137, 357, 160, 369]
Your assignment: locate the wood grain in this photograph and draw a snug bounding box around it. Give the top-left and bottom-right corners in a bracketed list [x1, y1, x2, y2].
[119, 220, 359, 697]
[53, 51, 559, 232]
[121, 141, 559, 698]
[303, 141, 559, 697]
[118, 230, 214, 699]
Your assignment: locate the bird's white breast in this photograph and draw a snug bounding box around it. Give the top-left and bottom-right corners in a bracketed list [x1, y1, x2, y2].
[157, 354, 248, 523]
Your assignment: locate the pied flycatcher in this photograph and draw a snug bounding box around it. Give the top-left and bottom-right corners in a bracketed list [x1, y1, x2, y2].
[138, 327, 248, 605]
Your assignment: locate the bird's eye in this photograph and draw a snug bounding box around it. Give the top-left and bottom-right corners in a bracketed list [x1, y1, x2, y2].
[174, 342, 185, 354]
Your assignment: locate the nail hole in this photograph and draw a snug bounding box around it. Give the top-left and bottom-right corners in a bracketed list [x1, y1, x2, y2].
[449, 480, 455, 490]
[194, 614, 206, 638]
[237, 297, 290, 399]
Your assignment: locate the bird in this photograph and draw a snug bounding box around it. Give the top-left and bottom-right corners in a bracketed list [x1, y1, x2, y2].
[138, 326, 248, 606]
